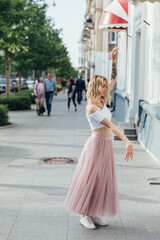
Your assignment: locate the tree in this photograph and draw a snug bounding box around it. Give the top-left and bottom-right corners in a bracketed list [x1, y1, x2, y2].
[13, 1, 48, 90]
[0, 0, 28, 96]
[0, 0, 76, 94]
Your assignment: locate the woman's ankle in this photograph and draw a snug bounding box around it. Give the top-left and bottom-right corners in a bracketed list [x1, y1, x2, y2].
[81, 214, 87, 218]
[81, 214, 93, 218]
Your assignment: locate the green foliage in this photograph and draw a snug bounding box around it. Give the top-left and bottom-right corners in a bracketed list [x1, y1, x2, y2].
[14, 89, 33, 96]
[13, 1, 49, 71]
[56, 84, 62, 92]
[79, 69, 85, 76]
[0, 0, 75, 82]
[0, 105, 9, 126]
[0, 96, 31, 110]
[0, 0, 28, 54]
[14, 89, 35, 104]
[0, 55, 5, 75]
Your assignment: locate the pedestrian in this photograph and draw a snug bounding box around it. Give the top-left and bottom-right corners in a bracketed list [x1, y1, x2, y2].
[44, 73, 57, 116]
[67, 77, 77, 111]
[64, 48, 133, 230]
[34, 77, 45, 116]
[76, 75, 86, 104]
[61, 78, 67, 94]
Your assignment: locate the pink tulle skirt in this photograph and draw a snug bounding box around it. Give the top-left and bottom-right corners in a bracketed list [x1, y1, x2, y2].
[64, 134, 120, 217]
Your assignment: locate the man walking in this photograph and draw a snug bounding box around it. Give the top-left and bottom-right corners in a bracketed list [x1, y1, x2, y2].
[76, 75, 86, 104]
[44, 73, 57, 116]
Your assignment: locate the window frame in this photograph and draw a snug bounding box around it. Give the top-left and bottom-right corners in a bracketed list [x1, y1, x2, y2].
[110, 32, 116, 44]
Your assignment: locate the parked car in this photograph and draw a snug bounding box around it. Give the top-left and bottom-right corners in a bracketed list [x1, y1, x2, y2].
[0, 77, 12, 94]
[26, 80, 34, 89]
[10, 79, 29, 92]
[0, 83, 6, 94]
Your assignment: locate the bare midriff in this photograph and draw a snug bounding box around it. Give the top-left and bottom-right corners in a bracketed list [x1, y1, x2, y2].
[92, 126, 111, 138]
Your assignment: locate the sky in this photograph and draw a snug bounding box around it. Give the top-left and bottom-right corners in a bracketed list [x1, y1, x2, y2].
[46, 0, 86, 68]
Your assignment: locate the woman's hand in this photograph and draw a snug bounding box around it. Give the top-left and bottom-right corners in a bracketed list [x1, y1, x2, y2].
[124, 142, 133, 161]
[99, 118, 134, 161]
[111, 47, 119, 63]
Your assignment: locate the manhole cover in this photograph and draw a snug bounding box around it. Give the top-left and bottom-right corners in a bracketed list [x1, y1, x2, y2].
[40, 157, 76, 164]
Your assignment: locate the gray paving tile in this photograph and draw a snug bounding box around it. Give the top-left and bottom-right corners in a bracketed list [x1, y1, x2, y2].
[8, 217, 68, 240]
[0, 233, 8, 240]
[68, 216, 125, 237]
[68, 235, 126, 240]
[19, 201, 68, 217]
[122, 217, 160, 240]
[0, 217, 16, 234]
[33, 176, 72, 188]
[0, 188, 28, 202]
[9, 158, 40, 167]
[0, 204, 22, 217]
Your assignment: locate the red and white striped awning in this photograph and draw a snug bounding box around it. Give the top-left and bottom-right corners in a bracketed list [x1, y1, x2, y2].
[99, 0, 128, 31]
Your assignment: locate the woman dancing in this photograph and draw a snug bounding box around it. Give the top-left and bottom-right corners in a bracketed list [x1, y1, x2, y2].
[64, 48, 133, 230]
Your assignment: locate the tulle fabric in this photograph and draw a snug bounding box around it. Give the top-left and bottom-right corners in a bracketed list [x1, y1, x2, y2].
[64, 134, 120, 217]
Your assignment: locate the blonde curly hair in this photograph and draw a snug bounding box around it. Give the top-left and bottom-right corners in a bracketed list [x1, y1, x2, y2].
[87, 75, 111, 105]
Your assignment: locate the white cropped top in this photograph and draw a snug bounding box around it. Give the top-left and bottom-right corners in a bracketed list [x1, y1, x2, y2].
[86, 105, 112, 130]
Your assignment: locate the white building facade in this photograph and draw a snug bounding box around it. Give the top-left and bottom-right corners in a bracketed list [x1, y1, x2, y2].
[82, 0, 117, 81]
[78, 38, 86, 76]
[81, 0, 160, 162]
[115, 0, 160, 163]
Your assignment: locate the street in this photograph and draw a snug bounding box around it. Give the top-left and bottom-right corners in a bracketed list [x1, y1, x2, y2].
[0, 92, 160, 240]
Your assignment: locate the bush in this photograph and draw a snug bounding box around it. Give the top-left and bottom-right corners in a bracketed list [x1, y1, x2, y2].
[14, 89, 35, 104]
[0, 96, 31, 110]
[56, 84, 62, 92]
[0, 105, 9, 126]
[16, 89, 33, 96]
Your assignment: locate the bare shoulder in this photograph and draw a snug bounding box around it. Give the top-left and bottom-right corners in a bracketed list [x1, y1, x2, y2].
[86, 103, 97, 115]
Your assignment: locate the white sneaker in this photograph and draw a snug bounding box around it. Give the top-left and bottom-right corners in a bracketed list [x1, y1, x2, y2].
[91, 216, 108, 226]
[80, 216, 96, 230]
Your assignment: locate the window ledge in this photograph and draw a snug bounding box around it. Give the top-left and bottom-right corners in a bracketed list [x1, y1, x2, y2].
[140, 101, 160, 121]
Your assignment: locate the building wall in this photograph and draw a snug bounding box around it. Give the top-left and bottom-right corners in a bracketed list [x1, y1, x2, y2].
[102, 51, 110, 79]
[116, 1, 160, 120]
[78, 40, 86, 69]
[148, 2, 160, 104]
[138, 101, 160, 163]
[115, 0, 160, 163]
[83, 0, 160, 163]
[83, 0, 114, 80]
[117, 31, 127, 91]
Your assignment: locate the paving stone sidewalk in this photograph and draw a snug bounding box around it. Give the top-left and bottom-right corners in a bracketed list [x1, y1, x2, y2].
[0, 92, 160, 240]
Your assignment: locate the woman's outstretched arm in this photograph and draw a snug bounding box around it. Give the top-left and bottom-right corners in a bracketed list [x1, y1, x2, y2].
[108, 47, 119, 93]
[101, 117, 133, 161]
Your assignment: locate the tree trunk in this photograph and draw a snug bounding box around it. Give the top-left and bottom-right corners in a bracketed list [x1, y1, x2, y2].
[18, 68, 22, 94]
[33, 70, 36, 83]
[5, 54, 9, 97]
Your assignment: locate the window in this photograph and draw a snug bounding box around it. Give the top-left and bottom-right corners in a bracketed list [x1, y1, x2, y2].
[110, 32, 116, 44]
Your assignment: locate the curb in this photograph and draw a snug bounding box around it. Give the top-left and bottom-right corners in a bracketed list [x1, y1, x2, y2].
[0, 123, 17, 130]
